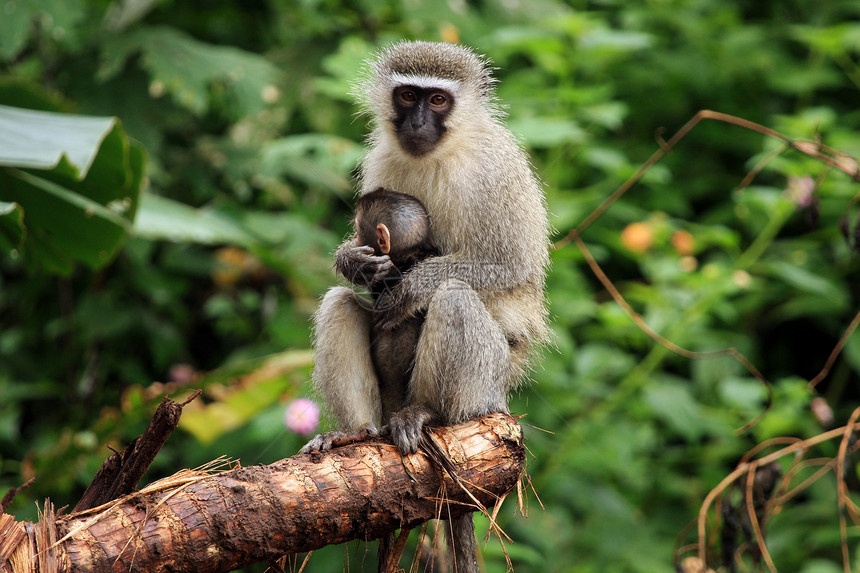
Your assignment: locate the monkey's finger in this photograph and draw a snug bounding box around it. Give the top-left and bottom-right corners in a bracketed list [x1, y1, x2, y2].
[348, 245, 384, 261]
[371, 260, 394, 283]
[364, 254, 392, 267]
[300, 428, 369, 453]
[350, 245, 375, 255]
[345, 246, 378, 265]
[389, 416, 426, 454]
[351, 249, 391, 268]
[357, 422, 381, 438]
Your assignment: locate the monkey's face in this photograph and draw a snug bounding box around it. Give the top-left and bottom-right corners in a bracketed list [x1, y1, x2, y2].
[391, 85, 454, 157]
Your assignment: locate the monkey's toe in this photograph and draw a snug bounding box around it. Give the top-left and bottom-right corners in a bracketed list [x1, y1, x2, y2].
[355, 422, 380, 439]
[299, 432, 336, 454]
[299, 425, 381, 454]
[388, 405, 436, 454]
[390, 423, 421, 454]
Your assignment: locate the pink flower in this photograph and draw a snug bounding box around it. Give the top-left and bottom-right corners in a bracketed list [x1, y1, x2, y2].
[168, 363, 196, 384]
[283, 398, 320, 435]
[784, 175, 815, 207]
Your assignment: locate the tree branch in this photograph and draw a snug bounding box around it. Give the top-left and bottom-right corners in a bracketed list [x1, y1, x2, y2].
[3, 413, 524, 573]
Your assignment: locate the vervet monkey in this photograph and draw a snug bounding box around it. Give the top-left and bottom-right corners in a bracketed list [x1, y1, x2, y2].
[303, 41, 549, 573]
[356, 187, 437, 424]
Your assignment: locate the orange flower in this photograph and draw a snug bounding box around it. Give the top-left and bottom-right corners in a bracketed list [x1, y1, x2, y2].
[621, 222, 654, 253]
[671, 230, 695, 256]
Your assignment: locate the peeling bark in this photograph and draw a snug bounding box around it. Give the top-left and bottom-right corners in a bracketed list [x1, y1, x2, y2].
[4, 413, 524, 573]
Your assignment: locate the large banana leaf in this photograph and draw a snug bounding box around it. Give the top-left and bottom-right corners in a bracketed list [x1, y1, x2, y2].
[0, 104, 146, 275]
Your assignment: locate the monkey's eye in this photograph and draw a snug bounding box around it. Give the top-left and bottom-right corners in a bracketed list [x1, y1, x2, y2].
[399, 90, 417, 103]
[428, 93, 447, 107]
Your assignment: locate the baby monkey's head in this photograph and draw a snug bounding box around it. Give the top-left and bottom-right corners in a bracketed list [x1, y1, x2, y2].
[355, 188, 435, 266]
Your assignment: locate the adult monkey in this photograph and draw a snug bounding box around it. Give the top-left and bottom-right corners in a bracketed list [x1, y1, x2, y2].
[303, 41, 550, 573]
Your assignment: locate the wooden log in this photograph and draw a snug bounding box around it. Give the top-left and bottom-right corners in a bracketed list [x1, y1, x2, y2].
[6, 413, 524, 573]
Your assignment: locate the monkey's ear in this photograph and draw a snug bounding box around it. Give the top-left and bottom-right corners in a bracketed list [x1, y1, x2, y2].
[376, 223, 391, 255]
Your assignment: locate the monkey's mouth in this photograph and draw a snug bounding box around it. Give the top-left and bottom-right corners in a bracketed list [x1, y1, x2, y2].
[393, 120, 447, 157]
[399, 133, 444, 157]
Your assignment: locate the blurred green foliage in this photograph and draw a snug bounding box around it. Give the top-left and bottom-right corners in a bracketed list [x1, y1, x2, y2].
[0, 103, 145, 274]
[2, 1, 860, 571]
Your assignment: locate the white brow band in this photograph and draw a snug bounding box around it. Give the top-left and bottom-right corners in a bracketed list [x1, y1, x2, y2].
[389, 73, 460, 93]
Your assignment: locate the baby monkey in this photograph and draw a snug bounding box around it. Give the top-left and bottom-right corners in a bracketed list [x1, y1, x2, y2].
[354, 187, 438, 427]
[355, 187, 436, 290]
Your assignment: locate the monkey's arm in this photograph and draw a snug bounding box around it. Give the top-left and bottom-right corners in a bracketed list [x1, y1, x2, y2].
[373, 252, 535, 330]
[335, 236, 394, 286]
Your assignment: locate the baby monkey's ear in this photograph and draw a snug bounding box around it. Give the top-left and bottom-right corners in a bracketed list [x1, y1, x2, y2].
[376, 223, 391, 255]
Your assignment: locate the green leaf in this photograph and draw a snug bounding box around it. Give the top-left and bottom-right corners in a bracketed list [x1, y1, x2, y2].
[0, 201, 24, 252]
[258, 134, 363, 194]
[136, 191, 339, 248]
[179, 350, 313, 444]
[792, 24, 860, 57]
[718, 377, 769, 412]
[0, 104, 115, 175]
[762, 261, 846, 301]
[581, 101, 629, 130]
[240, 210, 337, 247]
[643, 379, 715, 441]
[314, 36, 375, 101]
[0, 105, 145, 274]
[581, 28, 654, 52]
[0, 78, 67, 112]
[0, 0, 86, 61]
[133, 194, 255, 246]
[508, 117, 588, 148]
[0, 0, 35, 61]
[99, 26, 280, 117]
[798, 559, 844, 573]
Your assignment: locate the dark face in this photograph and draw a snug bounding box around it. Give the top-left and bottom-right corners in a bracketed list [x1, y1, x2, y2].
[391, 85, 454, 156]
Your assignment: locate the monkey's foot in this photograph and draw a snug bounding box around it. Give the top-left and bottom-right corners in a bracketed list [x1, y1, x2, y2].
[299, 423, 379, 454]
[386, 404, 437, 455]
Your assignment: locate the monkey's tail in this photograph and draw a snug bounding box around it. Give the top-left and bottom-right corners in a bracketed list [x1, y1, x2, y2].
[447, 513, 479, 573]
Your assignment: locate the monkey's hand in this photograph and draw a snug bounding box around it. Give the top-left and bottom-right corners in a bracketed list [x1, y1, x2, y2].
[336, 243, 393, 286]
[373, 255, 498, 330]
[372, 274, 424, 330]
[384, 404, 438, 455]
[299, 423, 379, 454]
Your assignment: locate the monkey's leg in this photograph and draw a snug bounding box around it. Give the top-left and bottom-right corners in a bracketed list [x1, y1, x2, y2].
[388, 279, 511, 453]
[300, 287, 382, 453]
[410, 278, 511, 426]
[403, 278, 512, 573]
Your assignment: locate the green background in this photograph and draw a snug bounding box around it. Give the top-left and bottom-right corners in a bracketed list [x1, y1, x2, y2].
[2, 1, 860, 571]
